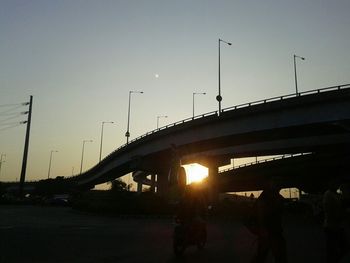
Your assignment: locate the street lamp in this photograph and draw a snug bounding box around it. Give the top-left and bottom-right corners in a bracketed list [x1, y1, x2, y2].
[0, 154, 6, 178]
[125, 91, 144, 144]
[80, 140, 93, 174]
[157, 115, 168, 129]
[293, 54, 305, 95]
[99, 121, 114, 162]
[193, 92, 206, 118]
[217, 38, 232, 115]
[47, 150, 58, 179]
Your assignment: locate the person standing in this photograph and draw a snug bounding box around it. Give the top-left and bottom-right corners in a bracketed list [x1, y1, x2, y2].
[323, 180, 347, 263]
[251, 180, 287, 263]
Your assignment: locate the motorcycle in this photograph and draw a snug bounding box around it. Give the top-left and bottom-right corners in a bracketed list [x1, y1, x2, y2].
[173, 216, 207, 256]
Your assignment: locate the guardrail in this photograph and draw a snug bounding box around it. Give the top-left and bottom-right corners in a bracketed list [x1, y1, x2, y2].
[222, 84, 350, 112]
[219, 152, 312, 174]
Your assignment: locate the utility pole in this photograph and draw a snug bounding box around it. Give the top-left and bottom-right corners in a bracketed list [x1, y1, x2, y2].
[19, 95, 33, 198]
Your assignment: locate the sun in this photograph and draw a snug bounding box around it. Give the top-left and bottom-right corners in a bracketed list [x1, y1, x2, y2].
[182, 163, 208, 185]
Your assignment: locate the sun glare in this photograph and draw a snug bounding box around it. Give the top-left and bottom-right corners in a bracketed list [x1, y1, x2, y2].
[182, 163, 208, 185]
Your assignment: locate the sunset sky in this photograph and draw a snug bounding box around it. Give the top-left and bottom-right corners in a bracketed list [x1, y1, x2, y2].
[1, 0, 349, 184]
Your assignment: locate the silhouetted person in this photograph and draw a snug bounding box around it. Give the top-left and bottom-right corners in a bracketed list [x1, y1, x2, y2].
[249, 193, 255, 201]
[176, 184, 207, 224]
[323, 180, 347, 263]
[251, 181, 287, 263]
[173, 183, 208, 254]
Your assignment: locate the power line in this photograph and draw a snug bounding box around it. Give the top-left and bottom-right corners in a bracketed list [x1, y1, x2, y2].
[0, 114, 23, 123]
[0, 123, 23, 132]
[0, 104, 25, 115]
[0, 112, 23, 117]
[0, 120, 26, 127]
[0, 103, 22, 107]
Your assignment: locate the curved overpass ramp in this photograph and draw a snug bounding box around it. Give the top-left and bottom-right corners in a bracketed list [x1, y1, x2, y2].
[70, 84, 350, 191]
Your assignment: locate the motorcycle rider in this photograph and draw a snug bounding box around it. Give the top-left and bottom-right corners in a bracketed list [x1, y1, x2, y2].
[176, 183, 208, 239]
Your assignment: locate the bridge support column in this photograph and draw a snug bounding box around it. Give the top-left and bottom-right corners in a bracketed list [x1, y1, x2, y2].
[137, 182, 142, 194]
[204, 157, 231, 204]
[150, 174, 156, 193]
[208, 165, 219, 204]
[156, 173, 168, 195]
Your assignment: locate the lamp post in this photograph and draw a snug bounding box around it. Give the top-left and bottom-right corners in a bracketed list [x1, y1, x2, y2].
[217, 38, 232, 115]
[99, 121, 114, 162]
[47, 150, 58, 179]
[293, 54, 305, 95]
[80, 140, 93, 174]
[193, 92, 206, 118]
[157, 115, 168, 129]
[0, 154, 6, 178]
[125, 91, 144, 144]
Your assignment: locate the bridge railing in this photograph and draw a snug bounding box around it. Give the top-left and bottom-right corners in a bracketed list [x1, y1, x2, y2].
[222, 84, 350, 113]
[219, 152, 312, 174]
[114, 110, 218, 151]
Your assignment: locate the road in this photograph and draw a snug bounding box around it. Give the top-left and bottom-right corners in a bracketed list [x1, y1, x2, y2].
[0, 205, 349, 262]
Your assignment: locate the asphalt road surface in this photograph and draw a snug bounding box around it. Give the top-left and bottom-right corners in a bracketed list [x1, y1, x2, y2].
[0, 205, 349, 262]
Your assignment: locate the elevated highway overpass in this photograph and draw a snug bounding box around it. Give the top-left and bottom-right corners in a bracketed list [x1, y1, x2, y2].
[69, 84, 350, 192]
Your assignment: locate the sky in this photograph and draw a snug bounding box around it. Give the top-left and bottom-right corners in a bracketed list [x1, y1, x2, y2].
[1, 0, 350, 184]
